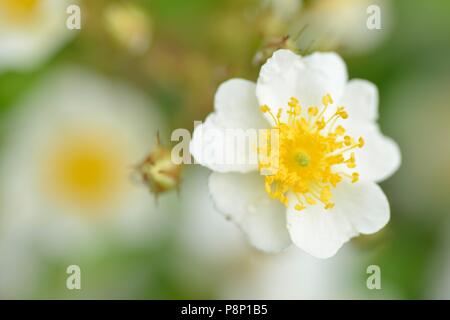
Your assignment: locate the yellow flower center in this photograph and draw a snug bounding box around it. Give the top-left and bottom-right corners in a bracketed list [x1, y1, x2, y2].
[259, 94, 364, 211]
[0, 0, 40, 23]
[40, 129, 130, 214]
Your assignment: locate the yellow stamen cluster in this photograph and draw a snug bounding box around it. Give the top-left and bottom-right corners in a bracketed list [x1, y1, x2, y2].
[258, 94, 364, 211]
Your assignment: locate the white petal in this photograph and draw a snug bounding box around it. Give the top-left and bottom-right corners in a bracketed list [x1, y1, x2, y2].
[190, 79, 269, 173]
[214, 78, 269, 129]
[334, 80, 400, 182]
[340, 79, 378, 123]
[287, 181, 389, 259]
[209, 172, 291, 252]
[189, 114, 259, 173]
[256, 49, 348, 124]
[347, 123, 401, 182]
[302, 52, 348, 96]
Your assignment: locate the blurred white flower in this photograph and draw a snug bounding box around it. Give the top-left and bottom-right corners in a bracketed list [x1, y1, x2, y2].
[0, 0, 76, 71]
[295, 0, 392, 55]
[176, 167, 245, 263]
[221, 246, 357, 299]
[169, 167, 247, 295]
[0, 229, 39, 298]
[220, 246, 400, 299]
[0, 68, 169, 268]
[428, 221, 450, 299]
[190, 49, 401, 259]
[263, 0, 302, 20]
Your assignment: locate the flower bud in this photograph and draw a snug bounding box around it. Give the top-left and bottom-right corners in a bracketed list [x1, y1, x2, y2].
[135, 135, 182, 196]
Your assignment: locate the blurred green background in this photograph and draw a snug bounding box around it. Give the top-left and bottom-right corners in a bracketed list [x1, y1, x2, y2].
[0, 0, 450, 299]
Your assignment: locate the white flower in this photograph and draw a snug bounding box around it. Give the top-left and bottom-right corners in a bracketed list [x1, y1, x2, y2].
[190, 49, 401, 259]
[0, 68, 169, 262]
[0, 0, 75, 71]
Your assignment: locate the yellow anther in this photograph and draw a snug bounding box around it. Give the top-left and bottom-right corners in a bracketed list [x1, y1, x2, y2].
[322, 94, 333, 106]
[358, 137, 365, 148]
[315, 118, 326, 130]
[351, 172, 359, 183]
[330, 174, 342, 186]
[288, 97, 299, 106]
[325, 202, 335, 209]
[344, 135, 353, 146]
[336, 107, 348, 119]
[335, 125, 345, 135]
[288, 98, 301, 115]
[308, 106, 318, 117]
[320, 186, 332, 203]
[260, 105, 270, 113]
